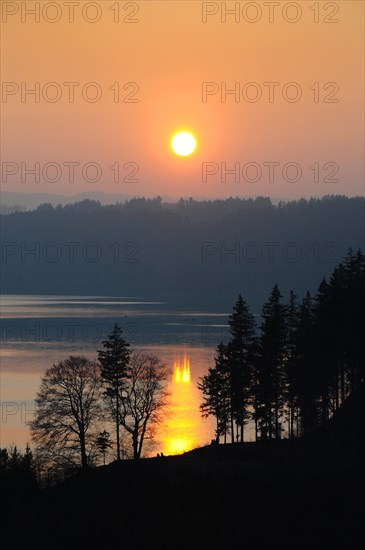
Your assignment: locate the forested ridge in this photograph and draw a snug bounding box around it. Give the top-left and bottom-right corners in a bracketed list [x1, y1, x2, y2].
[1, 195, 364, 309]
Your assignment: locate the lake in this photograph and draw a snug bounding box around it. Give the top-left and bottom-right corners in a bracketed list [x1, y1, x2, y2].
[0, 295, 233, 456]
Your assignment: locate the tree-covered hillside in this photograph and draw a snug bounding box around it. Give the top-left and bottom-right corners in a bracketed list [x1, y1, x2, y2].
[1, 195, 363, 309]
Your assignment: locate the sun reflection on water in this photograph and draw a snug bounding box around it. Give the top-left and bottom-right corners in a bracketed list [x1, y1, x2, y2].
[174, 356, 191, 383]
[159, 356, 201, 455]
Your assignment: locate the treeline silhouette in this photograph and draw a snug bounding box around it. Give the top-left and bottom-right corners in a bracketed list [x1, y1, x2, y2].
[199, 249, 364, 442]
[0, 445, 37, 490]
[1, 195, 363, 309]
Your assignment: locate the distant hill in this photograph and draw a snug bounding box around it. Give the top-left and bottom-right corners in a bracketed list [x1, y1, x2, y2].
[0, 191, 288, 212]
[1, 195, 364, 310]
[0, 191, 135, 211]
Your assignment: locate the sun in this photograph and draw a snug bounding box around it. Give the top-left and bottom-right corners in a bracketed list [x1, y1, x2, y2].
[171, 131, 197, 157]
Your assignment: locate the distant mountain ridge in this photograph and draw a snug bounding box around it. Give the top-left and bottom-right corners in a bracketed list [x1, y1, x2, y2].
[0, 191, 291, 212]
[0, 191, 135, 211]
[1, 195, 364, 310]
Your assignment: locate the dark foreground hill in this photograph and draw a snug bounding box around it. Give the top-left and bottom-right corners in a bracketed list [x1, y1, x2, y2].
[3, 440, 364, 548]
[2, 385, 364, 549]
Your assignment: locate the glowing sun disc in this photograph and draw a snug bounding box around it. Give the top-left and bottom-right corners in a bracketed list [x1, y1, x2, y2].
[171, 132, 197, 156]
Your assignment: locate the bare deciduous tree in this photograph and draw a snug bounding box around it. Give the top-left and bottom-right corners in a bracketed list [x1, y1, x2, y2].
[119, 353, 169, 459]
[29, 356, 103, 470]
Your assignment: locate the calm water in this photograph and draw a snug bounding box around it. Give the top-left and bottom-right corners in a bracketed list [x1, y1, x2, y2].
[0, 295, 231, 455]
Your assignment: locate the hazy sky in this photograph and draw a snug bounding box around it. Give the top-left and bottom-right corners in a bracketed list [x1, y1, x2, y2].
[1, 0, 364, 199]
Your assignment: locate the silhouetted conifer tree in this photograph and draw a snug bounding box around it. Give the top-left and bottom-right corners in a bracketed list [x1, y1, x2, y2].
[227, 294, 257, 442]
[198, 343, 231, 443]
[254, 285, 287, 440]
[285, 290, 299, 438]
[296, 292, 316, 435]
[98, 324, 130, 461]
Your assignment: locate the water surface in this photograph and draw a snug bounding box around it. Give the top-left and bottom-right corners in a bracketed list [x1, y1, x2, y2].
[0, 295, 230, 455]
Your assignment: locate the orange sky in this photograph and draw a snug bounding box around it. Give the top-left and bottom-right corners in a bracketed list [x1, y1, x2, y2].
[1, 0, 364, 199]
